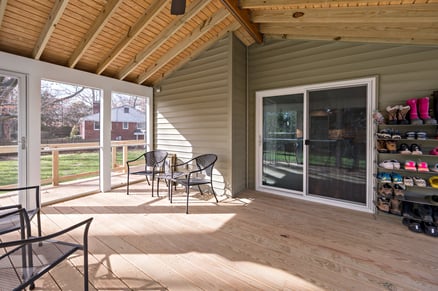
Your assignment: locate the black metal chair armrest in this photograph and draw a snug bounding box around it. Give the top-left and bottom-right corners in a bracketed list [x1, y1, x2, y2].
[0, 217, 93, 291]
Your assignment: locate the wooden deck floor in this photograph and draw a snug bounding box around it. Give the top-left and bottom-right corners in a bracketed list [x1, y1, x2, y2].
[7, 183, 438, 290]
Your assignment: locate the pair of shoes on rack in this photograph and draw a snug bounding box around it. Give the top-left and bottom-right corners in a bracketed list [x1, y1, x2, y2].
[397, 143, 422, 155]
[404, 161, 428, 172]
[377, 140, 397, 153]
[406, 97, 437, 125]
[379, 160, 400, 169]
[405, 131, 427, 140]
[386, 105, 411, 124]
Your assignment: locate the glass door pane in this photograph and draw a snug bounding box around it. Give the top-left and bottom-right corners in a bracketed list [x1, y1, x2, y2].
[0, 72, 24, 187]
[307, 86, 367, 204]
[262, 94, 304, 192]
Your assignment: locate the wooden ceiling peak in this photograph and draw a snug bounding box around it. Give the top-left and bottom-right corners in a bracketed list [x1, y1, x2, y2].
[0, 1, 437, 86]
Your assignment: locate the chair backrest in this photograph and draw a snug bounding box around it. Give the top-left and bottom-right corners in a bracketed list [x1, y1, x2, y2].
[145, 150, 168, 168]
[195, 154, 217, 176]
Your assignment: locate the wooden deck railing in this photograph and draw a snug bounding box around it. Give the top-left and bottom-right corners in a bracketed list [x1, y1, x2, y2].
[0, 140, 146, 187]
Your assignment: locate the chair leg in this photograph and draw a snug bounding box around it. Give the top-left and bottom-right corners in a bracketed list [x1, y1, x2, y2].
[151, 176, 155, 197]
[186, 186, 190, 214]
[126, 174, 130, 195]
[211, 183, 218, 202]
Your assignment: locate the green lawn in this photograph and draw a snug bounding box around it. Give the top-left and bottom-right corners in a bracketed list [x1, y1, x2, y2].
[0, 149, 145, 186]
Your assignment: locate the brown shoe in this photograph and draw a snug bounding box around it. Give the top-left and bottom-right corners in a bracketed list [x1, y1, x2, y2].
[386, 141, 397, 153]
[390, 198, 402, 215]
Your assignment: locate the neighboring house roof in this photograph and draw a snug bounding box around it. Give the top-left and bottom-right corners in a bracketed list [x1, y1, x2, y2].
[80, 106, 145, 123]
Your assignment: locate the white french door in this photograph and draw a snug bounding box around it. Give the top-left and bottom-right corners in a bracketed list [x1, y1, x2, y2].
[0, 70, 27, 187]
[256, 77, 376, 212]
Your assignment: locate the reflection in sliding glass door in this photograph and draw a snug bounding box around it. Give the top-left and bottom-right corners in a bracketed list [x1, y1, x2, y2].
[262, 94, 304, 192]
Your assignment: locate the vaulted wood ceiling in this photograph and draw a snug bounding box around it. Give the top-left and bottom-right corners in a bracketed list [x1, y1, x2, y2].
[0, 0, 437, 86]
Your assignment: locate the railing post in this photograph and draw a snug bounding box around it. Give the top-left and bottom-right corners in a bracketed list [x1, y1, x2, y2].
[52, 150, 59, 186]
[123, 145, 128, 173]
[111, 145, 117, 169]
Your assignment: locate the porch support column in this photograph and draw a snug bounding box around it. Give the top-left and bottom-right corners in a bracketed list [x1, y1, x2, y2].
[100, 88, 112, 192]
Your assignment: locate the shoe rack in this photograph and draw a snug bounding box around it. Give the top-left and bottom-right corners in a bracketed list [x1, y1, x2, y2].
[374, 94, 438, 237]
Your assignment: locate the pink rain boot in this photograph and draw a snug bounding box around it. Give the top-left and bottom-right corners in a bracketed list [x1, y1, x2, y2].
[406, 98, 423, 125]
[418, 97, 437, 124]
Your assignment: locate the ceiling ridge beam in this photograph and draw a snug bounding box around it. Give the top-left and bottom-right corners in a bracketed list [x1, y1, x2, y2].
[68, 0, 123, 68]
[118, 0, 213, 80]
[95, 0, 170, 75]
[220, 0, 262, 43]
[252, 4, 438, 24]
[241, 0, 389, 9]
[32, 0, 69, 60]
[137, 8, 231, 84]
[154, 21, 241, 85]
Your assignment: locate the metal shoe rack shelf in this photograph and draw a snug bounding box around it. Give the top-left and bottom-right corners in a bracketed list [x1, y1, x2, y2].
[375, 123, 438, 235]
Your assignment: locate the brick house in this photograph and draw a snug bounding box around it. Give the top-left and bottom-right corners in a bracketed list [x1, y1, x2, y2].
[79, 106, 145, 141]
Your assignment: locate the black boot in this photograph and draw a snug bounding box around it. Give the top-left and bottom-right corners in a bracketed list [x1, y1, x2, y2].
[417, 204, 434, 223]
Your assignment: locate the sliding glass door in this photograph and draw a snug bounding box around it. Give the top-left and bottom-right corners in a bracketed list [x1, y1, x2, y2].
[256, 78, 375, 211]
[261, 93, 304, 192]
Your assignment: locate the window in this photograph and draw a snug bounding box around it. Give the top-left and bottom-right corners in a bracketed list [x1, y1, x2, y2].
[123, 122, 128, 129]
[124, 107, 129, 113]
[94, 122, 100, 130]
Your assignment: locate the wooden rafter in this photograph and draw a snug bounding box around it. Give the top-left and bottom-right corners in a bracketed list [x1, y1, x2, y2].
[68, 0, 123, 68]
[137, 8, 231, 84]
[0, 0, 7, 27]
[96, 0, 170, 75]
[32, 0, 69, 60]
[118, 0, 212, 80]
[154, 21, 241, 84]
[221, 0, 262, 44]
[241, 0, 376, 9]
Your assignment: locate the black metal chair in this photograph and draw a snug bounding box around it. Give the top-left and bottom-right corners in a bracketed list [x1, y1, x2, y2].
[126, 150, 168, 196]
[0, 185, 42, 237]
[170, 154, 218, 214]
[0, 208, 93, 291]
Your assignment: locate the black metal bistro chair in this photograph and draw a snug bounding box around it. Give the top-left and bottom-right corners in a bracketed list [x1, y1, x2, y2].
[0, 185, 42, 238]
[0, 208, 93, 291]
[170, 154, 218, 214]
[126, 150, 168, 196]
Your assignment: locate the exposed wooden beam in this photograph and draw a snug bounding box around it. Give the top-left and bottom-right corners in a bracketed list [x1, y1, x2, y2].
[137, 8, 230, 84]
[261, 22, 438, 46]
[118, 0, 212, 80]
[154, 21, 241, 84]
[95, 0, 170, 75]
[68, 0, 123, 68]
[32, 0, 69, 60]
[241, 0, 385, 9]
[251, 4, 438, 24]
[220, 0, 262, 44]
[0, 0, 7, 27]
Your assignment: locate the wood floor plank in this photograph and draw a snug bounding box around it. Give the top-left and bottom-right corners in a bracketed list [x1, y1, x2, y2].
[31, 187, 438, 291]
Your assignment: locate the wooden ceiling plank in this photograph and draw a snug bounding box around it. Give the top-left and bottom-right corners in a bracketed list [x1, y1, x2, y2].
[118, 0, 213, 80]
[32, 0, 69, 60]
[154, 21, 241, 84]
[221, 0, 262, 43]
[137, 8, 231, 84]
[95, 0, 170, 75]
[0, 0, 7, 27]
[68, 0, 123, 68]
[251, 4, 438, 23]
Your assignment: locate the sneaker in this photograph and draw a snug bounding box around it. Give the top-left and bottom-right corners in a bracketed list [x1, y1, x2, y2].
[403, 176, 414, 187]
[376, 129, 392, 139]
[430, 147, 438, 155]
[404, 160, 416, 171]
[397, 143, 411, 154]
[391, 172, 403, 184]
[417, 161, 429, 172]
[423, 222, 438, 237]
[413, 177, 427, 187]
[376, 197, 390, 212]
[416, 131, 427, 140]
[390, 199, 402, 215]
[405, 131, 416, 139]
[410, 144, 422, 155]
[379, 160, 398, 169]
[408, 220, 423, 233]
[430, 163, 438, 172]
[377, 172, 391, 183]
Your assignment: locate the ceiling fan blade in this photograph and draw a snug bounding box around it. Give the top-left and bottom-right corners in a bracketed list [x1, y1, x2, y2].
[171, 0, 186, 15]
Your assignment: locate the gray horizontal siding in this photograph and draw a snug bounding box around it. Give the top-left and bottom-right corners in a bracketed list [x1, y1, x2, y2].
[248, 39, 438, 188]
